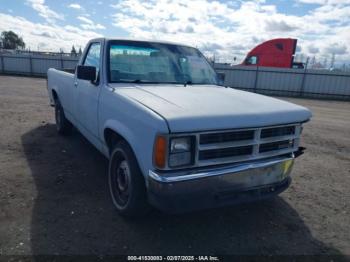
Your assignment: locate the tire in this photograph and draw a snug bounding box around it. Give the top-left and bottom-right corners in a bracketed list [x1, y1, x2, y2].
[108, 140, 149, 217]
[54, 98, 72, 135]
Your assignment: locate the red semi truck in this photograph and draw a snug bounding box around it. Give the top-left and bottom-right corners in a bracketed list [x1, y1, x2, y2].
[242, 38, 304, 69]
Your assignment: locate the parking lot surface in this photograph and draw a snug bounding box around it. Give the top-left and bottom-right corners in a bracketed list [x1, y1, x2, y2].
[0, 75, 349, 255]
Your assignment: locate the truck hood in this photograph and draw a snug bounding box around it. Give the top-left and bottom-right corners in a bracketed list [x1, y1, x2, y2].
[115, 84, 312, 132]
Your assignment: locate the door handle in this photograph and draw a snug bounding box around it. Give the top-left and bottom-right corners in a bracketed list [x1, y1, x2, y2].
[74, 82, 78, 87]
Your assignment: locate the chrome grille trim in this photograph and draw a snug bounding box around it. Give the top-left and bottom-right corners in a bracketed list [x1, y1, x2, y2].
[196, 123, 301, 167]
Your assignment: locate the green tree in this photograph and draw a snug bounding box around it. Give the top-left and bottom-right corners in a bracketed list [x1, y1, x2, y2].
[71, 45, 77, 56]
[1, 31, 25, 50]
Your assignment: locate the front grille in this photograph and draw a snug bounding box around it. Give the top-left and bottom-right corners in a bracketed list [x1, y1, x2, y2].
[200, 130, 254, 144]
[197, 124, 300, 166]
[261, 126, 295, 138]
[199, 146, 253, 160]
[259, 140, 293, 153]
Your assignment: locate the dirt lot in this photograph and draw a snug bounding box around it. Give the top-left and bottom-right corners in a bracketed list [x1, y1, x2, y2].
[0, 75, 349, 256]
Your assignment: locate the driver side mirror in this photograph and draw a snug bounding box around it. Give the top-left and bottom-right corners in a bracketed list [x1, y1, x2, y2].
[77, 65, 96, 82]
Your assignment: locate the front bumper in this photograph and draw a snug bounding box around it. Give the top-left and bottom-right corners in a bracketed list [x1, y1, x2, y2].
[147, 156, 294, 213]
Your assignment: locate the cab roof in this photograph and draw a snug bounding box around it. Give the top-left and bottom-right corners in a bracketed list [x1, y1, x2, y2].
[89, 37, 193, 48]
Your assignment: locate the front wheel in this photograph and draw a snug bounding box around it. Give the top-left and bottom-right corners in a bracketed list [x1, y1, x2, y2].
[108, 141, 149, 217]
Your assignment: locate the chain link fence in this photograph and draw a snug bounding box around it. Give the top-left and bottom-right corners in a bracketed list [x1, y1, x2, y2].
[215, 64, 350, 101]
[1, 52, 349, 100]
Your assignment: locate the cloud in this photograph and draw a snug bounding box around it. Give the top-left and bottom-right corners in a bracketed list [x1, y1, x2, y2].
[325, 43, 347, 55]
[296, 0, 326, 4]
[77, 16, 105, 30]
[2, 0, 350, 65]
[296, 0, 349, 5]
[32, 31, 57, 38]
[26, 0, 63, 23]
[183, 25, 194, 33]
[68, 4, 82, 10]
[308, 3, 350, 22]
[0, 13, 102, 52]
[308, 46, 319, 54]
[77, 16, 93, 24]
[109, 0, 350, 64]
[201, 43, 224, 53]
[81, 24, 106, 30]
[265, 20, 299, 32]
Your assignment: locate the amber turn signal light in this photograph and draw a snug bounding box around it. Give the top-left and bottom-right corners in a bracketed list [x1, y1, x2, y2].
[154, 136, 167, 168]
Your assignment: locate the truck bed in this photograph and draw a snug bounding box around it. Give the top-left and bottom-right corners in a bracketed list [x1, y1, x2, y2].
[47, 68, 75, 106]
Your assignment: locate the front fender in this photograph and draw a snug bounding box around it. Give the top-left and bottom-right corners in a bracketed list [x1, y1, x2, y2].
[99, 86, 169, 179]
[101, 119, 158, 181]
[102, 119, 137, 156]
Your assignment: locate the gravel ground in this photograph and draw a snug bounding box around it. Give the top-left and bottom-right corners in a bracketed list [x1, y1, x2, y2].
[0, 75, 349, 256]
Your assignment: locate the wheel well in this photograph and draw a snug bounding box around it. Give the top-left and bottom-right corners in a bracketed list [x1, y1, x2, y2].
[104, 128, 145, 185]
[104, 128, 126, 153]
[52, 90, 58, 102]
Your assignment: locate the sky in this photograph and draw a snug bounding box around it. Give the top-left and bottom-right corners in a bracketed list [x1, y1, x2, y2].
[0, 0, 349, 65]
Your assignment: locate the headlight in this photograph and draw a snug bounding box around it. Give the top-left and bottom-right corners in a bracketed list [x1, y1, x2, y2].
[170, 137, 191, 153]
[169, 136, 194, 167]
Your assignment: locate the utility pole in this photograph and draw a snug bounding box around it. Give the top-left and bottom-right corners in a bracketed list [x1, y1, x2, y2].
[305, 57, 310, 69]
[330, 53, 335, 69]
[310, 56, 316, 68]
[323, 57, 328, 69]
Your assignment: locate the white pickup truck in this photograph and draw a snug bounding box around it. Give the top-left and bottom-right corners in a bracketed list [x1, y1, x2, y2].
[47, 38, 311, 216]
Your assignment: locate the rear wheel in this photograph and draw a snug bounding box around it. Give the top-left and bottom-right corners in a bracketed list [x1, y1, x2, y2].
[54, 98, 72, 135]
[108, 140, 149, 217]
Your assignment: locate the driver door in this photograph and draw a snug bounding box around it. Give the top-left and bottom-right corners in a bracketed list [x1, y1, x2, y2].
[74, 42, 102, 145]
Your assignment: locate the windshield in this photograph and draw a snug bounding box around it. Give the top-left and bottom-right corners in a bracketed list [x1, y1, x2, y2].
[108, 40, 219, 85]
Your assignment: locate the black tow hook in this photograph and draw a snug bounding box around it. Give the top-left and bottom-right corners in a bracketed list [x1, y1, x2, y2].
[295, 147, 306, 158]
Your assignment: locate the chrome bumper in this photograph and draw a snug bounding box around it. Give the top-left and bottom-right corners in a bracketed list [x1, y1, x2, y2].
[147, 156, 294, 213]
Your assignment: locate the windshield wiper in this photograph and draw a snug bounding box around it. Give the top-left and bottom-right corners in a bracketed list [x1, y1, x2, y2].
[117, 79, 195, 85]
[127, 79, 168, 84]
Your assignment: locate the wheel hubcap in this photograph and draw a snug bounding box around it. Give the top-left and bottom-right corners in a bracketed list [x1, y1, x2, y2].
[113, 159, 130, 206]
[117, 161, 129, 191]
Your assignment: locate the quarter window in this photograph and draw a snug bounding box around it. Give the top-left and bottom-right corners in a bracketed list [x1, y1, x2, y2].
[83, 42, 101, 81]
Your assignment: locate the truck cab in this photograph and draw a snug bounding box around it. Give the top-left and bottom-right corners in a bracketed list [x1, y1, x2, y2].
[242, 38, 304, 69]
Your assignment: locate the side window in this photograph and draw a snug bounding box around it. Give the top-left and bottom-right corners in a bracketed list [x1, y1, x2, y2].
[275, 43, 284, 51]
[246, 56, 258, 65]
[83, 42, 101, 81]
